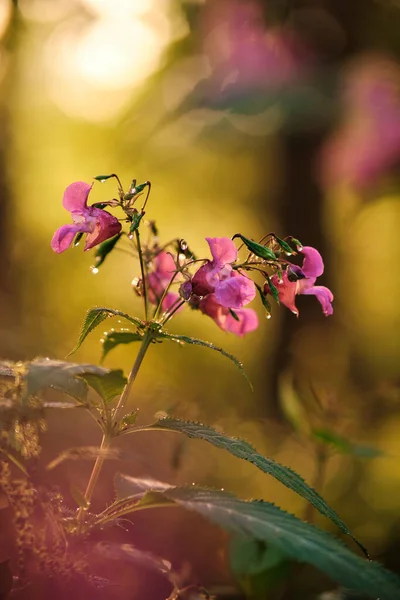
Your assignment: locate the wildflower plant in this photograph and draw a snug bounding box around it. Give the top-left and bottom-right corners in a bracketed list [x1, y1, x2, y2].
[0, 174, 399, 599]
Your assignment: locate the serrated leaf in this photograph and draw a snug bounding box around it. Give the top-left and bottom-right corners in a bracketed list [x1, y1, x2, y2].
[233, 234, 277, 261]
[149, 417, 366, 556]
[101, 331, 143, 362]
[80, 369, 127, 403]
[156, 332, 252, 389]
[94, 233, 122, 269]
[46, 446, 126, 470]
[114, 486, 400, 600]
[70, 307, 145, 355]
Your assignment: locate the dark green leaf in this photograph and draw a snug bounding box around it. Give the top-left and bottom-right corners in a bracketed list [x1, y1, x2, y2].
[229, 309, 240, 321]
[156, 331, 252, 389]
[233, 234, 277, 261]
[129, 211, 145, 235]
[94, 233, 122, 269]
[265, 274, 280, 304]
[69, 307, 145, 355]
[149, 417, 366, 556]
[94, 174, 116, 182]
[101, 331, 143, 362]
[274, 236, 294, 255]
[289, 237, 303, 251]
[73, 231, 85, 246]
[121, 410, 139, 428]
[255, 283, 271, 315]
[117, 487, 399, 600]
[80, 369, 126, 403]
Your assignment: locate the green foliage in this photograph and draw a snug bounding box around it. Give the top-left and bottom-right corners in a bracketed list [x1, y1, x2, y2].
[70, 307, 145, 355]
[112, 483, 400, 600]
[265, 274, 280, 303]
[80, 369, 127, 403]
[312, 429, 384, 459]
[101, 331, 143, 362]
[233, 234, 277, 261]
[156, 331, 252, 388]
[93, 233, 122, 269]
[255, 283, 272, 315]
[129, 211, 145, 235]
[230, 538, 289, 599]
[273, 235, 294, 255]
[149, 417, 366, 554]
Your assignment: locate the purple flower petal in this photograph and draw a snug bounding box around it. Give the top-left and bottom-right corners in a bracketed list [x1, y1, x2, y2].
[51, 223, 90, 253]
[301, 246, 324, 279]
[206, 237, 238, 266]
[215, 274, 256, 309]
[301, 285, 334, 316]
[62, 181, 92, 213]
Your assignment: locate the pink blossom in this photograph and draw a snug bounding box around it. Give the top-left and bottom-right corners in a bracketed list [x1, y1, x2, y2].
[192, 237, 256, 309]
[199, 294, 258, 336]
[147, 251, 180, 312]
[51, 181, 121, 253]
[320, 57, 400, 188]
[268, 246, 333, 316]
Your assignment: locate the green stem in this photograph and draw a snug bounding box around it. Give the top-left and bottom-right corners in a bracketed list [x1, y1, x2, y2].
[77, 329, 154, 529]
[135, 228, 149, 322]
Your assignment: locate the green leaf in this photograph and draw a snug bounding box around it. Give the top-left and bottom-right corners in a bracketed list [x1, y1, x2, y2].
[101, 331, 143, 362]
[273, 236, 294, 255]
[118, 487, 399, 600]
[129, 211, 145, 235]
[255, 283, 271, 315]
[149, 417, 366, 556]
[80, 369, 127, 403]
[69, 307, 145, 355]
[265, 274, 280, 304]
[93, 233, 122, 269]
[46, 446, 126, 470]
[94, 174, 116, 182]
[312, 429, 384, 459]
[233, 234, 277, 261]
[156, 332, 252, 389]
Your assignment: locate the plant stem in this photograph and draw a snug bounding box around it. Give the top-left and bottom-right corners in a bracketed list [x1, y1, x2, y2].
[76, 329, 154, 529]
[135, 228, 149, 322]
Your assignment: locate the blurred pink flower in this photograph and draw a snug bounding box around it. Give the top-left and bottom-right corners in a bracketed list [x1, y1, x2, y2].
[199, 294, 258, 336]
[320, 57, 400, 188]
[192, 237, 256, 309]
[147, 251, 180, 312]
[201, 0, 308, 96]
[268, 246, 333, 316]
[51, 181, 121, 253]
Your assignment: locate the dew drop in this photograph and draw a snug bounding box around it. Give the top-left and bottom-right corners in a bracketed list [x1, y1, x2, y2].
[266, 314, 271, 320]
[128, 234, 134, 240]
[100, 339, 104, 343]
[90, 266, 99, 275]
[220, 488, 224, 491]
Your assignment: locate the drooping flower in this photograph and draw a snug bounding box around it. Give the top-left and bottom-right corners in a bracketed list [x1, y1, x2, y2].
[51, 181, 121, 253]
[199, 294, 258, 337]
[191, 237, 256, 309]
[187, 237, 258, 335]
[147, 251, 180, 312]
[268, 246, 333, 316]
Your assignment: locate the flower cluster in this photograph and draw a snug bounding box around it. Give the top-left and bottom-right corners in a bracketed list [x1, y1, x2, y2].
[51, 178, 334, 337]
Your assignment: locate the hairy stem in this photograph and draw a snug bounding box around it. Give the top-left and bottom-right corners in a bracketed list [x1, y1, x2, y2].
[77, 329, 154, 529]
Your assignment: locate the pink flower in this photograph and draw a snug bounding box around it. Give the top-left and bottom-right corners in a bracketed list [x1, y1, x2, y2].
[199, 294, 258, 337]
[320, 57, 400, 188]
[51, 181, 121, 253]
[147, 251, 180, 312]
[192, 237, 256, 309]
[269, 246, 333, 316]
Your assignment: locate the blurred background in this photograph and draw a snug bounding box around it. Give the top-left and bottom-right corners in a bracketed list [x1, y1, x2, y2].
[0, 0, 400, 597]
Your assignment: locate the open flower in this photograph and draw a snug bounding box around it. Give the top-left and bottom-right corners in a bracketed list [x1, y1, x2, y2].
[192, 237, 256, 309]
[199, 294, 258, 337]
[147, 251, 180, 312]
[268, 246, 333, 316]
[51, 181, 121, 253]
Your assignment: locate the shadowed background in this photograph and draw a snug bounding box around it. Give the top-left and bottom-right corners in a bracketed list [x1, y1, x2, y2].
[0, 0, 399, 598]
